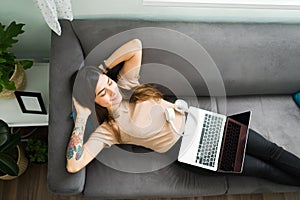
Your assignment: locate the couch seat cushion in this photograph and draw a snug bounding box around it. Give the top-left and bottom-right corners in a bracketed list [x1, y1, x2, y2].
[216, 95, 300, 193]
[217, 95, 300, 157]
[84, 160, 227, 198]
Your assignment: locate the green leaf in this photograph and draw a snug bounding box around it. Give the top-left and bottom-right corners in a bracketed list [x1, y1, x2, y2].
[0, 120, 10, 146]
[18, 60, 33, 70]
[3, 80, 16, 91]
[0, 119, 10, 134]
[0, 134, 8, 147]
[0, 152, 19, 176]
[0, 21, 27, 93]
[1, 51, 16, 65]
[25, 138, 48, 163]
[0, 21, 25, 51]
[0, 134, 20, 152]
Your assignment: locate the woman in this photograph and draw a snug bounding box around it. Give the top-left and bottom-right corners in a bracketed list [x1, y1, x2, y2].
[67, 39, 300, 186]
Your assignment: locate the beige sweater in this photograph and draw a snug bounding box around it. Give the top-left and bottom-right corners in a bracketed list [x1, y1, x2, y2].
[85, 67, 185, 157]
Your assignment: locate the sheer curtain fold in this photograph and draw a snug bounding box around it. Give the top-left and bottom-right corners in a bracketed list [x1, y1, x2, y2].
[35, 0, 73, 36]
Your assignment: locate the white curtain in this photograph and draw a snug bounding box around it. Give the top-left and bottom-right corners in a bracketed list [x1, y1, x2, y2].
[35, 0, 73, 36]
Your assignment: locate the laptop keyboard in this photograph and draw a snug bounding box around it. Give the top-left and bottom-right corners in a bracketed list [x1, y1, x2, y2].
[195, 113, 224, 167]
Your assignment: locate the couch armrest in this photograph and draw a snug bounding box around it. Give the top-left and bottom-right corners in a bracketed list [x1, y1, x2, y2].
[48, 20, 85, 195]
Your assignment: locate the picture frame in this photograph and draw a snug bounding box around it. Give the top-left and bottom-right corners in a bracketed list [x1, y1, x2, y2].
[14, 91, 47, 115]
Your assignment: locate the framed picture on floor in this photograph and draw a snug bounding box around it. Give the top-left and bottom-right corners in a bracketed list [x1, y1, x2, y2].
[14, 91, 47, 115]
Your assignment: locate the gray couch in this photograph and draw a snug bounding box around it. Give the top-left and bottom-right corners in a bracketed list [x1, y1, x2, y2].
[48, 19, 300, 198]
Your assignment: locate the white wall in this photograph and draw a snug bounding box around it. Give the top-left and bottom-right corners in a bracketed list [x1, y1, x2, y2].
[1, 0, 300, 60]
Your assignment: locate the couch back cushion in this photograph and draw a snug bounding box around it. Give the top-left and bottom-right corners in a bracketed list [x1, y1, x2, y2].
[70, 19, 300, 96]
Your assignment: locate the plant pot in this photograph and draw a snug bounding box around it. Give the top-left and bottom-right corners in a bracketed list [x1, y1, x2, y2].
[0, 145, 29, 180]
[0, 64, 26, 99]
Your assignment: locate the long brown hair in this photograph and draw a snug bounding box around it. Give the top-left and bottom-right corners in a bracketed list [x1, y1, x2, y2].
[95, 84, 163, 143]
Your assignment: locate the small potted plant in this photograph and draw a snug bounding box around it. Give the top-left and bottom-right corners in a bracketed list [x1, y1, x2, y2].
[25, 138, 48, 164]
[0, 119, 28, 180]
[0, 21, 33, 98]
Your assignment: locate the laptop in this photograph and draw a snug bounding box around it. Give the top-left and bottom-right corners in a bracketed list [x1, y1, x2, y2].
[178, 107, 251, 173]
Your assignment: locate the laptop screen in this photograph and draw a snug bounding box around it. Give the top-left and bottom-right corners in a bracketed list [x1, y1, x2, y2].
[228, 111, 251, 127]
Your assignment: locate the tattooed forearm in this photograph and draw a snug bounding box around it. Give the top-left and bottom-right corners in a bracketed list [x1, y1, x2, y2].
[67, 117, 86, 160]
[67, 135, 83, 160]
[73, 118, 86, 135]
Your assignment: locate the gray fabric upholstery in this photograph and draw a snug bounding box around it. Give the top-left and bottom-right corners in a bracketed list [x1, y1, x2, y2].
[84, 160, 227, 198]
[216, 95, 300, 192]
[48, 20, 85, 195]
[226, 176, 300, 194]
[71, 20, 300, 96]
[48, 19, 300, 197]
[217, 95, 300, 157]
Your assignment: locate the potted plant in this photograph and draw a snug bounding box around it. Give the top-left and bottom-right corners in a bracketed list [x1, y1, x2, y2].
[25, 138, 48, 164]
[0, 119, 28, 180]
[0, 21, 33, 98]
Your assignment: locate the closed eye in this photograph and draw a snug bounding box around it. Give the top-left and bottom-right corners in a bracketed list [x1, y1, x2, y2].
[97, 77, 111, 97]
[99, 91, 106, 97]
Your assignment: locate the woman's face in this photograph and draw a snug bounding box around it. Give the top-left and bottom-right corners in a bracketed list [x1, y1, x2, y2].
[94, 74, 122, 108]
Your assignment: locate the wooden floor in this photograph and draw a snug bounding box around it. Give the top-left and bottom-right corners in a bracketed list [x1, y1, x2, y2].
[0, 127, 300, 200]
